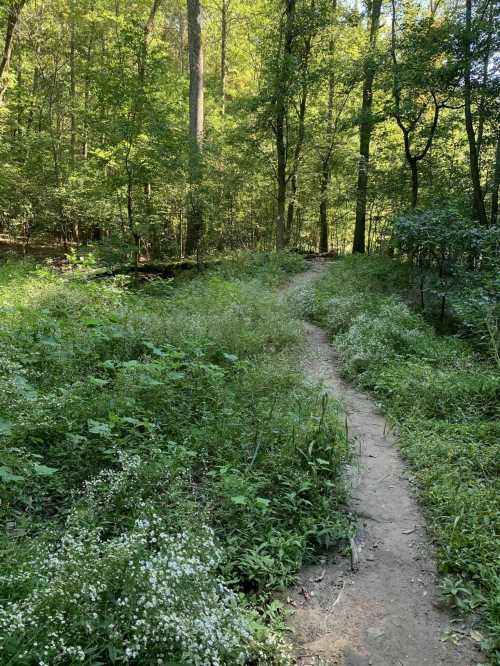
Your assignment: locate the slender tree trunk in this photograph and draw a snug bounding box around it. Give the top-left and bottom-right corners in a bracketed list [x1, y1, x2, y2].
[82, 38, 92, 158]
[476, 0, 493, 164]
[464, 0, 488, 226]
[275, 0, 296, 250]
[0, 0, 27, 105]
[491, 131, 500, 226]
[352, 0, 382, 254]
[185, 0, 204, 255]
[317, 0, 337, 254]
[178, 12, 186, 74]
[69, 0, 76, 166]
[286, 72, 309, 244]
[220, 0, 229, 114]
[409, 158, 419, 209]
[319, 162, 330, 253]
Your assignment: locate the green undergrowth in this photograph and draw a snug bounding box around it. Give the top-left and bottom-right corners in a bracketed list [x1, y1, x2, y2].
[302, 256, 500, 663]
[0, 252, 351, 665]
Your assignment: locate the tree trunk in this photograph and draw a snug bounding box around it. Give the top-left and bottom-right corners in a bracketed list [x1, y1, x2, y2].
[410, 158, 419, 209]
[476, 0, 493, 164]
[69, 0, 76, 166]
[286, 65, 309, 244]
[464, 0, 488, 226]
[317, 0, 337, 254]
[275, 0, 296, 250]
[491, 131, 500, 226]
[220, 0, 229, 114]
[319, 163, 330, 253]
[352, 0, 382, 254]
[185, 0, 204, 255]
[0, 0, 27, 105]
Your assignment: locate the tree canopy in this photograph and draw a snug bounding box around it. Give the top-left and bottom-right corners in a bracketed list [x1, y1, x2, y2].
[0, 0, 497, 259]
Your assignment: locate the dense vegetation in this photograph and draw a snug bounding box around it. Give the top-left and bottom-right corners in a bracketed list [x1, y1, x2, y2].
[0, 0, 499, 663]
[302, 253, 499, 660]
[0, 253, 352, 665]
[0, 0, 498, 256]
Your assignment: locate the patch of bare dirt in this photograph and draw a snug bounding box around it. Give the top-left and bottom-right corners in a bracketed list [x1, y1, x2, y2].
[284, 262, 483, 666]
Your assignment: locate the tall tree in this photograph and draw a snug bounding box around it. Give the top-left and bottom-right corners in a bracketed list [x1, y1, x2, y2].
[492, 130, 500, 226]
[220, 0, 230, 114]
[186, 0, 205, 255]
[352, 0, 382, 254]
[285, 2, 314, 245]
[388, 0, 454, 210]
[0, 0, 27, 105]
[463, 0, 488, 225]
[274, 0, 296, 250]
[318, 0, 337, 253]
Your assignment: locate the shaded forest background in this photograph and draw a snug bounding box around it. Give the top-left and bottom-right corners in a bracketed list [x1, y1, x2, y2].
[0, 0, 498, 262]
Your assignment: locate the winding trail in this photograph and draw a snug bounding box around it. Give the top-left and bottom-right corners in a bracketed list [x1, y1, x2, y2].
[285, 262, 481, 666]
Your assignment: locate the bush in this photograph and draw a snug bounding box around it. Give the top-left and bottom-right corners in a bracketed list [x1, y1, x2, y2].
[333, 297, 458, 380]
[0, 518, 254, 665]
[394, 207, 500, 360]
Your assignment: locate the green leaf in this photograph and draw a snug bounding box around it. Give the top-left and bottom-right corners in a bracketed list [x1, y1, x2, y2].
[32, 463, 58, 476]
[144, 341, 166, 357]
[82, 318, 101, 328]
[230, 495, 248, 505]
[0, 420, 13, 437]
[222, 352, 238, 363]
[89, 377, 110, 387]
[0, 466, 24, 483]
[88, 420, 112, 436]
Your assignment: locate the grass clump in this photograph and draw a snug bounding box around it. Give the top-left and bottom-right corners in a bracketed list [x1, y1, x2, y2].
[0, 253, 349, 665]
[304, 255, 500, 662]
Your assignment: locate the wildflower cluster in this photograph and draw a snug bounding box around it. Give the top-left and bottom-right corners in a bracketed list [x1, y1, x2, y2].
[0, 515, 253, 665]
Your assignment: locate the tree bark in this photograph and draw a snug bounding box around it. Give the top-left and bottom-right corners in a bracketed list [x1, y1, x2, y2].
[286, 37, 311, 244]
[352, 0, 382, 254]
[185, 0, 204, 255]
[491, 131, 500, 226]
[220, 0, 229, 114]
[0, 0, 27, 105]
[464, 0, 488, 225]
[319, 160, 330, 253]
[69, 0, 76, 166]
[318, 2, 336, 254]
[275, 0, 296, 250]
[409, 157, 419, 209]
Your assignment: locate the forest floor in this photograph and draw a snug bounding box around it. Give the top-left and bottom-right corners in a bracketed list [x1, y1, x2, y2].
[284, 262, 483, 666]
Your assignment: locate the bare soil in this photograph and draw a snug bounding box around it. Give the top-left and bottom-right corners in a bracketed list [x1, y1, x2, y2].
[284, 262, 483, 666]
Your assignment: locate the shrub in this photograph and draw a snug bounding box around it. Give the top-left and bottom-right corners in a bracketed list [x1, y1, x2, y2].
[0, 517, 254, 665]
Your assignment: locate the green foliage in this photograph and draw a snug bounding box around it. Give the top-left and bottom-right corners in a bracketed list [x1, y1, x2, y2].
[0, 519, 255, 665]
[394, 207, 484, 266]
[303, 256, 500, 661]
[0, 255, 349, 664]
[394, 207, 500, 361]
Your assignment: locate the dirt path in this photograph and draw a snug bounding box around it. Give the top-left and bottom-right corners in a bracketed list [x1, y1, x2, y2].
[285, 262, 482, 666]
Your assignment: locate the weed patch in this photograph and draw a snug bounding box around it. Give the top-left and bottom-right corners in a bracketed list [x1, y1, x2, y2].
[0, 253, 349, 665]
